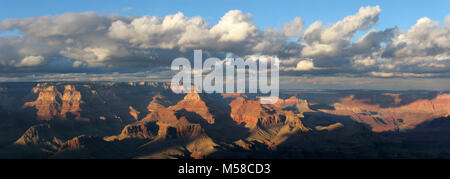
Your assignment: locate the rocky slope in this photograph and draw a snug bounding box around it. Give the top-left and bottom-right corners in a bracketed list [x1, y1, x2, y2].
[23, 84, 83, 121]
[103, 93, 216, 158]
[1, 82, 450, 159]
[14, 124, 63, 149]
[170, 91, 215, 124]
[320, 93, 450, 132]
[228, 96, 310, 148]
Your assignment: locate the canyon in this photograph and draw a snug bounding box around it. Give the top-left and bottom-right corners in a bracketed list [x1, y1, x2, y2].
[0, 82, 449, 158]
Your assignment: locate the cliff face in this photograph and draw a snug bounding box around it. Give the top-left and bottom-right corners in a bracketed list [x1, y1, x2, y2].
[128, 106, 140, 120]
[229, 96, 312, 130]
[114, 94, 205, 141]
[159, 119, 203, 139]
[13, 123, 64, 154]
[6, 82, 450, 159]
[276, 96, 302, 107]
[24, 84, 83, 121]
[14, 124, 62, 146]
[55, 135, 114, 158]
[321, 93, 450, 132]
[60, 85, 82, 119]
[58, 135, 104, 151]
[229, 98, 263, 128]
[275, 96, 312, 116]
[229, 97, 295, 128]
[118, 122, 159, 140]
[170, 92, 215, 124]
[228, 96, 310, 148]
[107, 93, 212, 159]
[24, 85, 61, 120]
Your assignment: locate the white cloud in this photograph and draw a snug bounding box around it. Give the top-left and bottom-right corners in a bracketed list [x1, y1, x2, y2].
[301, 6, 381, 58]
[296, 59, 315, 71]
[281, 58, 319, 71]
[0, 6, 449, 79]
[353, 56, 376, 66]
[211, 10, 257, 42]
[378, 15, 450, 75]
[283, 17, 304, 37]
[16, 56, 44, 67]
[108, 10, 259, 51]
[371, 71, 394, 77]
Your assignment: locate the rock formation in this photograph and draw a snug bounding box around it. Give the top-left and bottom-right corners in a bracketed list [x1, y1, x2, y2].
[24, 84, 83, 121]
[129, 106, 140, 120]
[170, 91, 215, 124]
[111, 94, 206, 141]
[229, 97, 285, 128]
[321, 93, 450, 132]
[14, 123, 63, 146]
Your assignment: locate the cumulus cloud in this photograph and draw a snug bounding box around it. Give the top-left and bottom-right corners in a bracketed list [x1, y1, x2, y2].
[292, 5, 396, 77]
[302, 6, 381, 58]
[0, 6, 449, 79]
[107, 10, 261, 54]
[282, 59, 318, 71]
[291, 5, 449, 78]
[0, 9, 302, 70]
[108, 12, 210, 49]
[378, 15, 450, 76]
[283, 17, 304, 38]
[210, 10, 258, 42]
[295, 60, 316, 71]
[0, 36, 54, 68]
[15, 56, 44, 67]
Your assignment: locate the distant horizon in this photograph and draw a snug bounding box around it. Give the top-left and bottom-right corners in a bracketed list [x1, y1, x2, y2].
[0, 80, 449, 92]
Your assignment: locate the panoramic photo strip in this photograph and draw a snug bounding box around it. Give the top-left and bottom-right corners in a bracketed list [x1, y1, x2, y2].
[0, 0, 449, 177]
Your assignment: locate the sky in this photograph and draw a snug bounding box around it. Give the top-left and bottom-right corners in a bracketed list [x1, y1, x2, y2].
[0, 0, 449, 90]
[1, 0, 449, 31]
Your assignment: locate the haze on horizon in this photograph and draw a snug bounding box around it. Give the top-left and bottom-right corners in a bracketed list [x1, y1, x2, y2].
[0, 0, 449, 91]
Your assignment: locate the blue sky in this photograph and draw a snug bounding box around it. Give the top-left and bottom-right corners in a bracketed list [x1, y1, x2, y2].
[1, 0, 449, 32]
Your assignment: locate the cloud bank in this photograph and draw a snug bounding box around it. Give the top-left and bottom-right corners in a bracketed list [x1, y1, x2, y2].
[0, 6, 449, 79]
